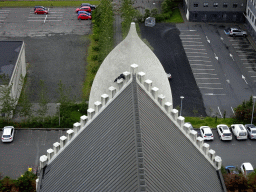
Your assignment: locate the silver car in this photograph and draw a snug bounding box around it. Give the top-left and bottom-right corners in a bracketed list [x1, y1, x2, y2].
[245, 124, 256, 139]
[224, 28, 247, 37]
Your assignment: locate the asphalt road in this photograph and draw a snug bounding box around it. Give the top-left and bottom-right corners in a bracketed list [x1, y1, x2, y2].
[0, 8, 91, 102]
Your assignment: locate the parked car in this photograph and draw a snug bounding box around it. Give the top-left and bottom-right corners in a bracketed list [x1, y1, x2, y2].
[34, 6, 46, 11]
[241, 162, 254, 176]
[200, 126, 214, 140]
[34, 8, 48, 14]
[76, 6, 91, 13]
[225, 166, 239, 174]
[231, 124, 247, 140]
[78, 13, 92, 20]
[184, 122, 194, 131]
[81, 3, 96, 10]
[1, 126, 15, 143]
[245, 124, 256, 139]
[77, 11, 91, 16]
[224, 28, 247, 37]
[217, 124, 232, 141]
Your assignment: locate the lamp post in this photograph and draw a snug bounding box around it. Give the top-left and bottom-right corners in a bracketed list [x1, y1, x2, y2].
[251, 96, 256, 124]
[57, 103, 61, 127]
[180, 96, 184, 116]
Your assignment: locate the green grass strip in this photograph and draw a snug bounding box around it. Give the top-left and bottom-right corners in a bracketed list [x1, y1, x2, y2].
[185, 117, 234, 129]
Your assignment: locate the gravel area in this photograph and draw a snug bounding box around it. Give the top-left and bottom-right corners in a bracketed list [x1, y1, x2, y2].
[139, 23, 207, 117]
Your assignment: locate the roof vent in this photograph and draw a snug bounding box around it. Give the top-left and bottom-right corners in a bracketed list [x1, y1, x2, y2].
[158, 94, 165, 106]
[177, 116, 185, 127]
[67, 129, 74, 141]
[108, 86, 116, 98]
[39, 155, 48, 169]
[60, 136, 67, 148]
[123, 71, 131, 83]
[101, 94, 109, 106]
[80, 115, 88, 127]
[151, 87, 159, 99]
[87, 108, 95, 120]
[183, 123, 191, 134]
[215, 156, 222, 169]
[94, 101, 102, 113]
[73, 122, 81, 134]
[196, 137, 204, 149]
[53, 142, 60, 155]
[208, 149, 216, 161]
[189, 130, 197, 141]
[137, 71, 146, 83]
[130, 63, 138, 74]
[164, 102, 173, 114]
[47, 148, 54, 161]
[202, 143, 209, 155]
[144, 79, 152, 91]
[171, 109, 178, 121]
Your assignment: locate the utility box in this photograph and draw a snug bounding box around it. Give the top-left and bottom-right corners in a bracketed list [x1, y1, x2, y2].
[145, 17, 155, 27]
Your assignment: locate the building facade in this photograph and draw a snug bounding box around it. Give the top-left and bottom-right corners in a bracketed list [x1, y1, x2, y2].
[245, 0, 256, 39]
[184, 0, 246, 22]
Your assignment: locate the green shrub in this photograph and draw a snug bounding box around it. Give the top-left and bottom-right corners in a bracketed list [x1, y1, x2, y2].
[91, 55, 98, 61]
[92, 46, 100, 52]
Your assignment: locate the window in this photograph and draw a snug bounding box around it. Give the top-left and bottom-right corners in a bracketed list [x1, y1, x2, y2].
[241, 3, 244, 7]
[233, 3, 238, 8]
[213, 2, 218, 7]
[223, 3, 228, 8]
[253, 15, 254, 22]
[203, 2, 208, 7]
[194, 3, 199, 7]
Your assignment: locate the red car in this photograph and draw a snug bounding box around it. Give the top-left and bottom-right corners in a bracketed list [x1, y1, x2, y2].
[76, 6, 91, 13]
[78, 13, 92, 20]
[35, 8, 48, 14]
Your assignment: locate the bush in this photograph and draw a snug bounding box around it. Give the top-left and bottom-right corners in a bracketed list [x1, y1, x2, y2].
[233, 96, 254, 124]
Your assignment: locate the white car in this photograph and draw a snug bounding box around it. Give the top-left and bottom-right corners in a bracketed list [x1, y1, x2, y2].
[217, 124, 232, 141]
[200, 126, 214, 140]
[1, 126, 15, 142]
[241, 162, 254, 176]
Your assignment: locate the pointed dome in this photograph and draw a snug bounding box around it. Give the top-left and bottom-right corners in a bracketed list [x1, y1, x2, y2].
[89, 22, 172, 107]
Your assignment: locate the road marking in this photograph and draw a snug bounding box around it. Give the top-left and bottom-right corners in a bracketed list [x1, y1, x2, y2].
[180, 38, 201, 39]
[182, 41, 202, 43]
[231, 107, 235, 114]
[46, 20, 62, 21]
[236, 51, 255, 53]
[246, 66, 256, 68]
[248, 71, 256, 73]
[243, 63, 256, 64]
[183, 45, 204, 46]
[234, 47, 253, 49]
[191, 64, 212, 66]
[189, 60, 211, 62]
[218, 106, 223, 118]
[179, 30, 197, 31]
[180, 35, 200, 36]
[194, 73, 217, 75]
[199, 87, 223, 89]
[198, 83, 221, 84]
[186, 52, 207, 54]
[187, 56, 209, 58]
[241, 59, 256, 60]
[251, 76, 256, 77]
[232, 44, 250, 45]
[193, 69, 215, 70]
[205, 93, 226, 95]
[184, 48, 206, 50]
[239, 55, 254, 56]
[196, 78, 219, 79]
[27, 20, 45, 21]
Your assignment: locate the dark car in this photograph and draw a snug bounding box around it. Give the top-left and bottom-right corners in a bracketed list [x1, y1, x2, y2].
[34, 6, 46, 11]
[225, 166, 239, 174]
[81, 3, 96, 10]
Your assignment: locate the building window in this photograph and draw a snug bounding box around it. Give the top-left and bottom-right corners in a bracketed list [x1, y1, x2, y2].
[241, 3, 244, 7]
[213, 3, 218, 7]
[233, 3, 238, 8]
[252, 15, 254, 22]
[194, 3, 199, 7]
[203, 2, 208, 7]
[223, 3, 228, 8]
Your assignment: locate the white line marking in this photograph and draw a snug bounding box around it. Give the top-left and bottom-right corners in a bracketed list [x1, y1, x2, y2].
[189, 60, 211, 62]
[46, 20, 62, 21]
[180, 35, 200, 36]
[191, 64, 212, 66]
[179, 30, 197, 31]
[232, 44, 250, 45]
[236, 51, 255, 53]
[180, 38, 201, 39]
[199, 87, 223, 89]
[188, 56, 209, 58]
[241, 59, 256, 60]
[186, 52, 207, 54]
[234, 47, 253, 49]
[198, 83, 221, 84]
[27, 20, 44, 21]
[182, 41, 202, 43]
[193, 69, 215, 70]
[194, 73, 217, 75]
[231, 107, 235, 114]
[196, 78, 219, 79]
[246, 66, 256, 68]
[248, 71, 256, 73]
[205, 93, 226, 95]
[251, 76, 256, 77]
[239, 55, 254, 56]
[184, 48, 206, 50]
[218, 106, 223, 118]
[44, 14, 47, 23]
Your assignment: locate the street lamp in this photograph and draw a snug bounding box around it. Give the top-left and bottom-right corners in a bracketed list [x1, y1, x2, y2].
[251, 96, 256, 124]
[180, 96, 184, 116]
[57, 103, 61, 127]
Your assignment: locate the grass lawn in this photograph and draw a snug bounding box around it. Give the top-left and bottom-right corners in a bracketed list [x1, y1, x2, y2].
[166, 8, 184, 23]
[185, 117, 235, 129]
[0, 1, 100, 8]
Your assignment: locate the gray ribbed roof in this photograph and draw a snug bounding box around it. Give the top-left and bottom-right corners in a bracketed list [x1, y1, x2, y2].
[38, 77, 225, 191]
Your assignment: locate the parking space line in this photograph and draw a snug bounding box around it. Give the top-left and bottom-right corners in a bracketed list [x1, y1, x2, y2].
[251, 76, 256, 77]
[234, 47, 252, 49]
[189, 60, 211, 62]
[232, 44, 250, 45]
[231, 107, 235, 114]
[241, 59, 256, 60]
[199, 87, 223, 89]
[186, 52, 207, 54]
[246, 66, 256, 68]
[194, 73, 217, 75]
[192, 69, 215, 70]
[198, 83, 221, 84]
[196, 78, 219, 79]
[184, 48, 206, 50]
[218, 106, 223, 118]
[249, 71, 256, 73]
[180, 38, 201, 39]
[183, 45, 204, 46]
[182, 41, 202, 43]
[180, 35, 200, 36]
[187, 56, 209, 58]
[46, 20, 62, 21]
[205, 93, 226, 95]
[191, 64, 212, 66]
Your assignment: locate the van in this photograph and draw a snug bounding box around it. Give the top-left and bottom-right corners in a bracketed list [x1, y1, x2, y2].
[231, 124, 247, 140]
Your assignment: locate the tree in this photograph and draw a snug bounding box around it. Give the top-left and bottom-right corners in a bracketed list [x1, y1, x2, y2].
[234, 96, 254, 124]
[0, 74, 17, 121]
[15, 171, 37, 192]
[0, 176, 16, 191]
[57, 79, 71, 106]
[19, 89, 32, 121]
[37, 80, 49, 124]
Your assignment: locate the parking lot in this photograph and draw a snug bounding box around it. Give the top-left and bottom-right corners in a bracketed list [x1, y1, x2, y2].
[177, 23, 256, 118]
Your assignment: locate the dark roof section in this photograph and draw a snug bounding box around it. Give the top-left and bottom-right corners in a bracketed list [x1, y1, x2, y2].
[0, 41, 23, 85]
[39, 76, 225, 191]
